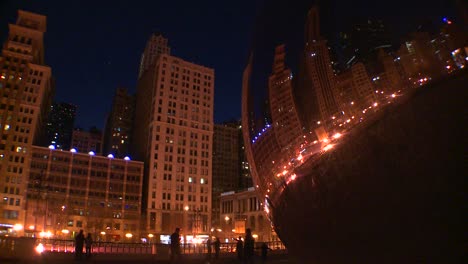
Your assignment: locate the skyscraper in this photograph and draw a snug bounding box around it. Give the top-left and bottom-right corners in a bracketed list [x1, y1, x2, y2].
[103, 88, 135, 158]
[134, 39, 214, 236]
[46, 102, 76, 150]
[138, 33, 170, 79]
[304, 7, 340, 127]
[268, 45, 303, 151]
[0, 10, 54, 231]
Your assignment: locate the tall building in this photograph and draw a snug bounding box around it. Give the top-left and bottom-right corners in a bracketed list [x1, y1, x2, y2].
[134, 45, 214, 237]
[26, 146, 143, 240]
[268, 45, 303, 151]
[103, 88, 135, 158]
[212, 122, 240, 229]
[71, 127, 103, 155]
[304, 7, 340, 127]
[138, 33, 170, 79]
[46, 102, 76, 150]
[0, 10, 54, 233]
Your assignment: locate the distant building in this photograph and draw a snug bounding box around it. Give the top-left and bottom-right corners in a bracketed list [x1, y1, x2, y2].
[138, 33, 170, 79]
[0, 10, 54, 233]
[219, 188, 280, 242]
[134, 39, 214, 236]
[71, 127, 103, 155]
[46, 102, 76, 150]
[212, 121, 253, 229]
[103, 88, 135, 158]
[25, 146, 143, 241]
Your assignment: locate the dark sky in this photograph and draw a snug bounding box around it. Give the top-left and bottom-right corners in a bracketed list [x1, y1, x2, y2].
[0, 0, 458, 130]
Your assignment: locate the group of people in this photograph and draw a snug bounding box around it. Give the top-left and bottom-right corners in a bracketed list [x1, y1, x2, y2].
[74, 230, 93, 260]
[170, 227, 270, 263]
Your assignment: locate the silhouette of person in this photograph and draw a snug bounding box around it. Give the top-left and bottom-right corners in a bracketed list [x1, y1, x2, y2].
[261, 243, 270, 263]
[170, 227, 181, 262]
[85, 233, 93, 259]
[236, 236, 244, 262]
[74, 229, 85, 260]
[214, 237, 221, 259]
[244, 228, 255, 264]
[206, 237, 212, 260]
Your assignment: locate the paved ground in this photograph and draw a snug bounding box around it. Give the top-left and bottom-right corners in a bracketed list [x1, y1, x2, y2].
[2, 252, 297, 264]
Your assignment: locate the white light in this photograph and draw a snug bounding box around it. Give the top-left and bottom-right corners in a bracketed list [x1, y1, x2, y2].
[125, 233, 133, 238]
[61, 229, 69, 234]
[107, 154, 114, 158]
[70, 148, 77, 153]
[391, 94, 396, 98]
[100, 231, 106, 235]
[13, 224, 23, 231]
[35, 243, 44, 254]
[184, 206, 189, 211]
[124, 156, 130, 161]
[88, 151, 95, 156]
[48, 145, 55, 150]
[373, 102, 378, 107]
[148, 234, 154, 238]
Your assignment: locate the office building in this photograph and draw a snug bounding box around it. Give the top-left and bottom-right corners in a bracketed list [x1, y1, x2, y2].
[103, 88, 135, 158]
[0, 10, 54, 234]
[134, 41, 214, 237]
[25, 146, 143, 241]
[46, 102, 76, 150]
[138, 33, 170, 79]
[71, 127, 103, 155]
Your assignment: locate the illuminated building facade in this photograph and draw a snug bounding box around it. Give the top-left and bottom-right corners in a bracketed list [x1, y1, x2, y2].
[103, 87, 135, 158]
[134, 44, 214, 237]
[71, 127, 103, 155]
[46, 102, 76, 150]
[0, 10, 54, 234]
[138, 33, 170, 79]
[25, 146, 143, 241]
[220, 187, 278, 242]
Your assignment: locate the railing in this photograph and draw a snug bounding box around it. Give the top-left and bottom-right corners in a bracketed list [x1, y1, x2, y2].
[0, 237, 286, 256]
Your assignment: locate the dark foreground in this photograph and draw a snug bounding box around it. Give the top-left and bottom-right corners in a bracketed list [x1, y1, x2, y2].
[272, 71, 467, 263]
[1, 252, 295, 264]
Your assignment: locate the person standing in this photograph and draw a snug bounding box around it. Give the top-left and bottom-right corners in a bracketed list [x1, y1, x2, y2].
[244, 228, 255, 264]
[170, 227, 181, 262]
[74, 230, 85, 260]
[236, 236, 244, 262]
[214, 237, 221, 259]
[85, 233, 93, 259]
[261, 243, 270, 263]
[206, 237, 212, 260]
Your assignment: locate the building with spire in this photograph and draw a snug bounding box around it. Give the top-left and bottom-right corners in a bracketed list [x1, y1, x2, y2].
[0, 10, 54, 234]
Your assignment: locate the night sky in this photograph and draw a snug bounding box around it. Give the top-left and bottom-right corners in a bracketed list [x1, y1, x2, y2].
[0, 0, 458, 129]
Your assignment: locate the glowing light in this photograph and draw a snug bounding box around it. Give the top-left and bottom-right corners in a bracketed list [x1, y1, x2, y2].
[225, 216, 230, 221]
[332, 133, 342, 139]
[350, 101, 354, 105]
[148, 233, 154, 238]
[70, 148, 77, 153]
[317, 121, 321, 125]
[313, 140, 318, 144]
[35, 243, 44, 254]
[297, 154, 303, 161]
[290, 174, 297, 181]
[373, 102, 378, 107]
[252, 234, 258, 239]
[125, 233, 133, 238]
[39, 231, 46, 238]
[391, 94, 396, 98]
[331, 116, 336, 120]
[88, 151, 95, 156]
[61, 229, 69, 234]
[282, 170, 288, 176]
[100, 231, 106, 235]
[184, 205, 189, 211]
[446, 65, 451, 69]
[346, 119, 351, 123]
[217, 229, 222, 232]
[48, 145, 55, 150]
[13, 224, 23, 231]
[322, 138, 329, 143]
[323, 144, 333, 151]
[107, 154, 114, 158]
[28, 225, 35, 230]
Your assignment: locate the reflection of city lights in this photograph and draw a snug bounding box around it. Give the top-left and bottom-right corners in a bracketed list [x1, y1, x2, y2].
[323, 145, 333, 151]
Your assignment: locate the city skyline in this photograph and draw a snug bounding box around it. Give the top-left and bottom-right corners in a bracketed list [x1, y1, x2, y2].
[0, 0, 459, 130]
